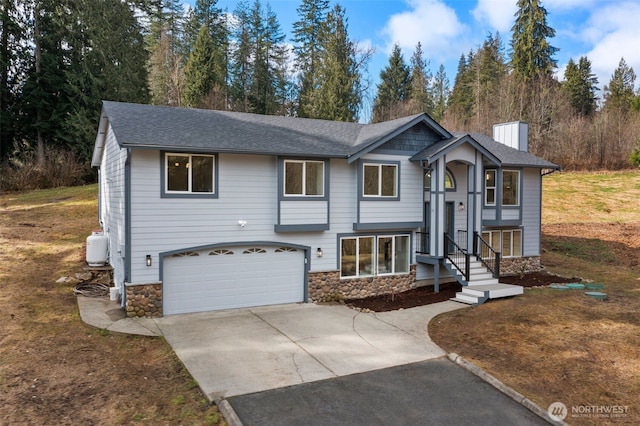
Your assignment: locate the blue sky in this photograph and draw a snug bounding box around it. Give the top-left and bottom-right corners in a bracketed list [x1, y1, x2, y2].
[187, 0, 640, 116]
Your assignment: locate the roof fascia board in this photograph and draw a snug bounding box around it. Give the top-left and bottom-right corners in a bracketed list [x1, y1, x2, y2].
[91, 107, 109, 168]
[347, 114, 453, 164]
[118, 143, 348, 159]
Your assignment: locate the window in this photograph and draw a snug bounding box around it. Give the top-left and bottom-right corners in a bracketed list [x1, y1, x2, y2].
[275, 247, 298, 253]
[481, 229, 522, 258]
[502, 170, 520, 206]
[284, 160, 324, 196]
[166, 153, 214, 194]
[340, 235, 409, 278]
[424, 169, 455, 190]
[485, 170, 496, 205]
[172, 251, 199, 257]
[484, 169, 520, 206]
[363, 163, 398, 197]
[209, 249, 233, 256]
[243, 248, 267, 254]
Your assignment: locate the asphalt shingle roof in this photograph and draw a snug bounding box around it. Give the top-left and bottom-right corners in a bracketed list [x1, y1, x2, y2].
[103, 101, 364, 157]
[98, 101, 558, 169]
[457, 132, 559, 168]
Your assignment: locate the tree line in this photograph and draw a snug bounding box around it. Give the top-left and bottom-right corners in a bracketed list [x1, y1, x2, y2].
[1, 0, 639, 190]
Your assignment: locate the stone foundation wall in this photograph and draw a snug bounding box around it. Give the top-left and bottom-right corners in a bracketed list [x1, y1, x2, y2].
[308, 265, 417, 302]
[500, 256, 542, 276]
[125, 282, 162, 318]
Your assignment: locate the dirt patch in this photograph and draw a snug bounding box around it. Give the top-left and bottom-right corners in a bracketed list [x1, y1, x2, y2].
[0, 186, 226, 425]
[429, 222, 640, 425]
[346, 271, 578, 312]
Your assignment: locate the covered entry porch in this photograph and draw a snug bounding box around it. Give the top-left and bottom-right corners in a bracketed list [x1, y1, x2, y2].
[410, 134, 523, 305]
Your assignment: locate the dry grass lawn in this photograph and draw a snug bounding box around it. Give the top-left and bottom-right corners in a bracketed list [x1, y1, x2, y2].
[430, 171, 640, 425]
[0, 185, 226, 425]
[2, 171, 639, 425]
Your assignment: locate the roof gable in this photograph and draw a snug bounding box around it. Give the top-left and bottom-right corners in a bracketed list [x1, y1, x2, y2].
[410, 134, 501, 166]
[347, 114, 452, 163]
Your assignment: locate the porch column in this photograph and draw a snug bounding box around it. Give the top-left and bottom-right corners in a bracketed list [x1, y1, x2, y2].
[429, 158, 446, 258]
[468, 151, 484, 254]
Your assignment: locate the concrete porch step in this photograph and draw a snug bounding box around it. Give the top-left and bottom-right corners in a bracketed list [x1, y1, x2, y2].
[467, 278, 500, 287]
[467, 272, 495, 281]
[451, 284, 523, 306]
[450, 293, 485, 305]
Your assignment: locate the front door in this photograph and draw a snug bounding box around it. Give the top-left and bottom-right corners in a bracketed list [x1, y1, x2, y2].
[446, 201, 455, 253]
[422, 202, 455, 254]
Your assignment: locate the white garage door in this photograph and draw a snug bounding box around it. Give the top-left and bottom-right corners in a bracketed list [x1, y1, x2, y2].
[163, 245, 305, 315]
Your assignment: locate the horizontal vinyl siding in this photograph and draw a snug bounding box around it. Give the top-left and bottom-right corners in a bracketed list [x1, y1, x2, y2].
[128, 153, 366, 283]
[280, 200, 327, 225]
[100, 124, 127, 287]
[502, 209, 521, 221]
[521, 169, 541, 256]
[483, 209, 496, 221]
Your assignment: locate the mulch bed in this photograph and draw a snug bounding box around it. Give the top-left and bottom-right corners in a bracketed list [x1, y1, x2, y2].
[345, 271, 578, 312]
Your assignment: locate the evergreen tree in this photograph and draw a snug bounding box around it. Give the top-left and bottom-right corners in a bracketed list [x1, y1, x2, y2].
[182, 25, 218, 108]
[291, 0, 329, 117]
[21, 0, 149, 161]
[229, 0, 252, 111]
[431, 64, 450, 121]
[147, 0, 185, 106]
[182, 0, 228, 109]
[228, 0, 287, 115]
[408, 42, 433, 116]
[604, 57, 636, 112]
[308, 4, 359, 121]
[472, 32, 508, 130]
[510, 0, 558, 80]
[372, 44, 411, 122]
[562, 56, 598, 116]
[248, 1, 287, 115]
[446, 52, 475, 127]
[0, 0, 28, 158]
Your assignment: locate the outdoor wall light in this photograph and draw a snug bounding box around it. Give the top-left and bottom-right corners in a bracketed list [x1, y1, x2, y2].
[238, 220, 247, 228]
[146, 254, 152, 267]
[317, 248, 323, 258]
[458, 201, 465, 211]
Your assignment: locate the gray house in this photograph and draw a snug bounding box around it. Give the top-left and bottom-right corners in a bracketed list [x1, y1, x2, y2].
[91, 101, 558, 316]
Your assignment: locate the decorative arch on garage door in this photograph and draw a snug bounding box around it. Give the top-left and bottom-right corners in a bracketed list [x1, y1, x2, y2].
[160, 241, 310, 315]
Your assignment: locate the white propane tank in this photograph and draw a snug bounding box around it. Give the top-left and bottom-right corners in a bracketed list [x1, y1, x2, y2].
[86, 231, 108, 266]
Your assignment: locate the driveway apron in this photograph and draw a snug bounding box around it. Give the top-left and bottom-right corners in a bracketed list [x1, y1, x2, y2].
[154, 302, 465, 401]
[227, 358, 550, 426]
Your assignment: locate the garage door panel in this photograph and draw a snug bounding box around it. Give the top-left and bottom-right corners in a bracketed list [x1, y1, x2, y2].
[163, 246, 305, 315]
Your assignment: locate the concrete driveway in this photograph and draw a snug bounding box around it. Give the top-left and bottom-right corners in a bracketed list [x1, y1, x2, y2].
[154, 301, 467, 401]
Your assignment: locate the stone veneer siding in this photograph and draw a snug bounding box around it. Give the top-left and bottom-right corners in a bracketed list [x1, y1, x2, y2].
[125, 282, 162, 318]
[308, 265, 417, 302]
[499, 256, 542, 276]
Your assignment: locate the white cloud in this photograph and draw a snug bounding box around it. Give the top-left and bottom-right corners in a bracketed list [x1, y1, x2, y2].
[472, 0, 517, 33]
[381, 0, 468, 64]
[577, 2, 640, 89]
[544, 0, 599, 11]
